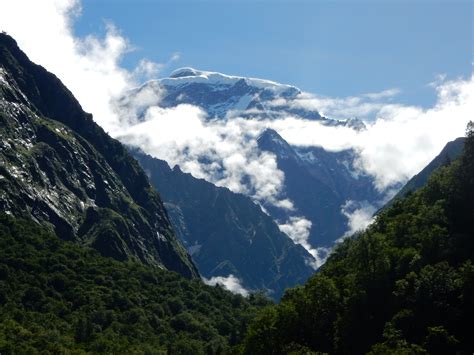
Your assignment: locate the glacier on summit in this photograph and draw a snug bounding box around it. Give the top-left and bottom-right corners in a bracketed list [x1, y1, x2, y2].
[117, 67, 367, 126]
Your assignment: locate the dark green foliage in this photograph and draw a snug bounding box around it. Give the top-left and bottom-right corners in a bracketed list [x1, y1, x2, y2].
[240, 123, 474, 354]
[0, 214, 270, 353]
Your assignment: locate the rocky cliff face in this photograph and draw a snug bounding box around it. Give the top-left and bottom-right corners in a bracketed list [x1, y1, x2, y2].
[131, 149, 315, 300]
[0, 33, 197, 278]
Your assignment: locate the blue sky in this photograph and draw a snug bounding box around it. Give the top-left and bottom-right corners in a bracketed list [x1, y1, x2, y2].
[76, 0, 473, 107]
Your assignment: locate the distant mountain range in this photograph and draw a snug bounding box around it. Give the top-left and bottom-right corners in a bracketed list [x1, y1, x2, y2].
[120, 68, 385, 253]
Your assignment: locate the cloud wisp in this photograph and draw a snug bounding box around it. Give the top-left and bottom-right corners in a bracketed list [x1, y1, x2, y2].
[203, 274, 250, 297]
[267, 87, 401, 122]
[339, 200, 378, 242]
[278, 216, 330, 268]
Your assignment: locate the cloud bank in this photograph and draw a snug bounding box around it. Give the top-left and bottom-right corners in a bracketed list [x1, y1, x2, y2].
[268, 76, 473, 189]
[116, 105, 293, 209]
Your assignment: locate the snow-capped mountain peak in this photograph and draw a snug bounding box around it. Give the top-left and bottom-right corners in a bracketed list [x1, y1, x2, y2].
[121, 67, 324, 121]
[167, 67, 300, 95]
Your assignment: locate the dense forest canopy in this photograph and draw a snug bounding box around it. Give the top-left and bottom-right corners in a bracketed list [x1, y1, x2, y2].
[0, 214, 270, 354]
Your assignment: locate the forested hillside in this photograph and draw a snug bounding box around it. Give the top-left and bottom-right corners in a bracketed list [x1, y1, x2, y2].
[240, 123, 474, 354]
[0, 214, 270, 354]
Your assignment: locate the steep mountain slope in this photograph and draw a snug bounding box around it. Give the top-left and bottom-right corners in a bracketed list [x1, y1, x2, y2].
[0, 33, 197, 277]
[257, 129, 384, 247]
[240, 125, 474, 354]
[131, 149, 315, 300]
[387, 137, 465, 205]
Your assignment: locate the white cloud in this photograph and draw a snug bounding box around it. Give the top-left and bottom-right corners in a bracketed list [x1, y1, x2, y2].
[268, 89, 401, 121]
[170, 52, 181, 62]
[339, 200, 377, 242]
[278, 216, 329, 269]
[362, 88, 401, 100]
[132, 53, 180, 83]
[116, 105, 293, 210]
[203, 274, 250, 297]
[133, 59, 164, 82]
[0, 0, 176, 134]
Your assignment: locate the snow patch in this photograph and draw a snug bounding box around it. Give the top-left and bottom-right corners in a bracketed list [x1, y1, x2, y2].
[156, 232, 167, 242]
[0, 67, 8, 86]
